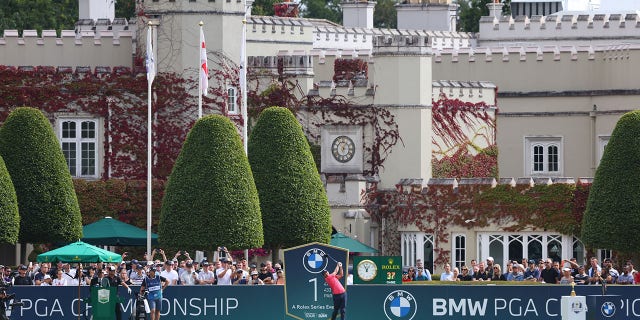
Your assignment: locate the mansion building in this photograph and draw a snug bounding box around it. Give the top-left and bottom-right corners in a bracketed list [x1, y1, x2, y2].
[1, 0, 638, 271]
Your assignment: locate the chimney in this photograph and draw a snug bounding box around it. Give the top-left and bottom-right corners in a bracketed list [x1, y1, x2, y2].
[396, 0, 458, 31]
[341, 0, 377, 29]
[487, 0, 505, 19]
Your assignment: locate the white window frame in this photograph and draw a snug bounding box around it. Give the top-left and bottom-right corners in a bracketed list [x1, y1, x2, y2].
[57, 117, 102, 179]
[524, 136, 563, 176]
[452, 234, 466, 270]
[227, 87, 238, 114]
[401, 232, 434, 272]
[597, 135, 610, 166]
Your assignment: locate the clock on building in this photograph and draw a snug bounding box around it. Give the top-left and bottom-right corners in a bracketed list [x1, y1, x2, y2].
[321, 126, 364, 173]
[331, 135, 356, 163]
[356, 259, 378, 281]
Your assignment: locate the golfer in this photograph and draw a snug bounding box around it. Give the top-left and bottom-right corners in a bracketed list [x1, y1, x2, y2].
[140, 267, 169, 320]
[323, 262, 346, 320]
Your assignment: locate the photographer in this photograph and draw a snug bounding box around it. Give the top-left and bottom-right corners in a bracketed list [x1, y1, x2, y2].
[0, 288, 18, 320]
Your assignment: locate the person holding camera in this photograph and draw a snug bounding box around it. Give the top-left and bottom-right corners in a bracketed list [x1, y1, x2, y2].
[0, 288, 17, 320]
[413, 259, 432, 281]
[178, 262, 199, 285]
[323, 262, 346, 320]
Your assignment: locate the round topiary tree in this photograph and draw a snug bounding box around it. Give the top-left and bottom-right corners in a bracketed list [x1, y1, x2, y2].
[159, 115, 263, 251]
[582, 110, 640, 253]
[0, 107, 82, 243]
[0, 156, 19, 244]
[248, 106, 332, 251]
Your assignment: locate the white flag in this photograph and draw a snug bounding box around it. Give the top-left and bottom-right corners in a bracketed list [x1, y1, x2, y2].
[200, 28, 209, 96]
[146, 27, 155, 84]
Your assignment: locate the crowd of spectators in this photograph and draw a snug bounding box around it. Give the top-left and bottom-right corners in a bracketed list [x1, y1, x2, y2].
[0, 248, 286, 288]
[402, 257, 640, 285]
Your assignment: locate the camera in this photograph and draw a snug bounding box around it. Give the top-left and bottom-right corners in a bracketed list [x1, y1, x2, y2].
[180, 250, 185, 255]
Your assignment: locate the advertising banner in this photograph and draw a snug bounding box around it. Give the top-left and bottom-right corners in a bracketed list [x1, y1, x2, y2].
[5, 283, 640, 319]
[353, 256, 402, 284]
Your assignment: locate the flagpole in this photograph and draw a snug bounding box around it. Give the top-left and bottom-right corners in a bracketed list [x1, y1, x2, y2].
[146, 22, 154, 258]
[241, 3, 248, 154]
[198, 21, 204, 119]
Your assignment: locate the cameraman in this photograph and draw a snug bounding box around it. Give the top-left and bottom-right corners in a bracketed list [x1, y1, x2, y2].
[0, 288, 16, 320]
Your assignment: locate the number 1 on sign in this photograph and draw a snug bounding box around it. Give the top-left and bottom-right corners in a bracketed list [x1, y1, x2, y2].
[309, 278, 318, 301]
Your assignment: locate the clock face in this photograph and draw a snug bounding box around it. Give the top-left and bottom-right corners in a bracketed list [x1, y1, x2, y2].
[357, 259, 377, 281]
[331, 135, 356, 163]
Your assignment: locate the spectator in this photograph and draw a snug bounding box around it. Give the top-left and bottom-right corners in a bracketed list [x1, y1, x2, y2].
[587, 257, 602, 280]
[473, 263, 489, 281]
[492, 264, 507, 281]
[83, 267, 96, 286]
[414, 259, 432, 281]
[179, 262, 199, 285]
[41, 274, 53, 286]
[617, 265, 634, 285]
[248, 270, 264, 285]
[160, 260, 179, 285]
[34, 263, 50, 285]
[403, 268, 415, 282]
[198, 262, 215, 285]
[458, 266, 473, 281]
[603, 258, 619, 283]
[216, 259, 234, 285]
[14, 265, 33, 285]
[119, 268, 132, 286]
[559, 268, 574, 284]
[524, 260, 540, 281]
[127, 260, 144, 279]
[574, 266, 589, 285]
[449, 267, 460, 282]
[236, 260, 249, 280]
[52, 269, 67, 286]
[90, 268, 109, 287]
[469, 259, 477, 276]
[233, 269, 248, 285]
[440, 264, 453, 281]
[486, 257, 495, 279]
[2, 267, 12, 285]
[130, 265, 146, 286]
[540, 259, 558, 284]
[258, 263, 274, 284]
[275, 269, 285, 285]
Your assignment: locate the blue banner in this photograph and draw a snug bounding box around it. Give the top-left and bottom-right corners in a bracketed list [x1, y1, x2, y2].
[5, 284, 640, 319]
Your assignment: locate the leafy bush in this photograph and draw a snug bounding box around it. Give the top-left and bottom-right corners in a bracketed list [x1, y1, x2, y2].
[248, 107, 331, 249]
[0, 107, 82, 243]
[582, 110, 640, 252]
[0, 156, 19, 244]
[159, 115, 263, 251]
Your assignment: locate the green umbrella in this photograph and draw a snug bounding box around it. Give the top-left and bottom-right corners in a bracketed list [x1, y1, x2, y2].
[81, 216, 158, 246]
[37, 240, 123, 264]
[330, 232, 378, 253]
[37, 241, 123, 320]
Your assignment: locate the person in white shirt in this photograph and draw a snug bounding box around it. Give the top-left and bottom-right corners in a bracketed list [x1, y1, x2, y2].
[41, 274, 52, 286]
[159, 261, 179, 285]
[197, 262, 215, 285]
[52, 270, 67, 286]
[179, 262, 199, 285]
[216, 259, 233, 286]
[440, 264, 454, 281]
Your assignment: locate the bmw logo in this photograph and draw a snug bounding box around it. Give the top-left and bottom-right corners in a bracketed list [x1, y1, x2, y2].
[302, 248, 328, 273]
[383, 290, 418, 320]
[601, 301, 616, 317]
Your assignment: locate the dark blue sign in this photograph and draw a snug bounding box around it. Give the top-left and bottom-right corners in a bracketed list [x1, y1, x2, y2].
[283, 242, 349, 320]
[5, 283, 640, 319]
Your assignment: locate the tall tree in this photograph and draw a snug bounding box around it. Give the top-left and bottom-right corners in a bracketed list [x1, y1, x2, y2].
[251, 0, 277, 16]
[0, 156, 19, 245]
[581, 110, 640, 253]
[300, 0, 342, 24]
[374, 0, 397, 29]
[159, 115, 263, 251]
[0, 107, 82, 243]
[248, 107, 332, 251]
[457, 0, 491, 32]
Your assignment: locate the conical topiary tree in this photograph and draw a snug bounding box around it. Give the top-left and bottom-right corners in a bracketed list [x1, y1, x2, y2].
[0, 156, 19, 244]
[248, 106, 332, 251]
[582, 110, 640, 253]
[159, 115, 263, 251]
[0, 107, 82, 243]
